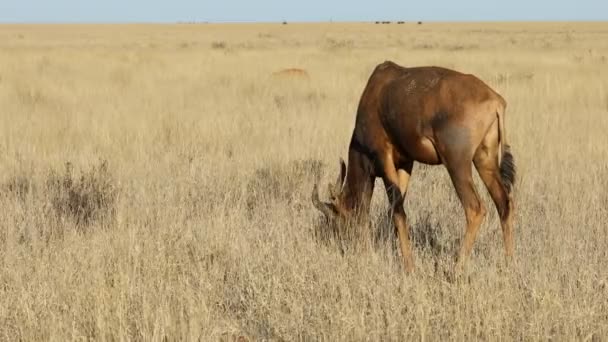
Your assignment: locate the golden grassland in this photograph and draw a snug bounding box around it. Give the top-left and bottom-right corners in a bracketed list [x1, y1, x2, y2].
[1, 22, 608, 340]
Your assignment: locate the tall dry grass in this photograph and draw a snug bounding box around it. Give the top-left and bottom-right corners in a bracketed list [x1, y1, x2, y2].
[0, 22, 608, 340]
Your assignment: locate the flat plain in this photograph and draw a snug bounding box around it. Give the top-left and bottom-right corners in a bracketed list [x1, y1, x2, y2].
[1, 22, 608, 340]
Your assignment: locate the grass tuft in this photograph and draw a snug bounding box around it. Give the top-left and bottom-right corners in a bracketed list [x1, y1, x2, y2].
[46, 159, 117, 228]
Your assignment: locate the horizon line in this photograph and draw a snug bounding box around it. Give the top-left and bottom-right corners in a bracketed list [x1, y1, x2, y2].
[1, 19, 607, 25]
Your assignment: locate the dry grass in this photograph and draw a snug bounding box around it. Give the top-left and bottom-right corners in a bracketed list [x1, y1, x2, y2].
[1, 22, 608, 340]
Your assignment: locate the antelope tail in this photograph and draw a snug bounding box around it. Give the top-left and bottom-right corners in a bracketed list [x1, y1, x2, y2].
[497, 104, 516, 194]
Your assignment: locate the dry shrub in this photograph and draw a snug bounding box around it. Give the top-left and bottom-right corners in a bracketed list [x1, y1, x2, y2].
[2, 173, 34, 203]
[444, 44, 480, 51]
[245, 158, 324, 216]
[272, 91, 325, 111]
[413, 43, 436, 50]
[324, 37, 355, 50]
[211, 41, 227, 49]
[495, 71, 535, 84]
[46, 159, 117, 228]
[14, 83, 48, 107]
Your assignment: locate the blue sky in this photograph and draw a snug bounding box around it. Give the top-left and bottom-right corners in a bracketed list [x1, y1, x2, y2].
[1, 0, 606, 23]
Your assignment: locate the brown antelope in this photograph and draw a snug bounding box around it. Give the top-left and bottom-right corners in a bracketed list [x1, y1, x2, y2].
[312, 60, 516, 273]
[271, 68, 310, 80]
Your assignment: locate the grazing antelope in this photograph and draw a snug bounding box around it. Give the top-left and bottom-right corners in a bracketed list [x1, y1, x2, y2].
[312, 61, 516, 273]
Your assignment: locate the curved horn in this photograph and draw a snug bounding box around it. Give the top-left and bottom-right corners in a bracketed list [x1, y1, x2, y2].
[312, 183, 337, 219]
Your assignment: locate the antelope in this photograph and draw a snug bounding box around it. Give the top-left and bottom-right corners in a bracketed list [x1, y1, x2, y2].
[271, 68, 310, 80]
[312, 61, 516, 273]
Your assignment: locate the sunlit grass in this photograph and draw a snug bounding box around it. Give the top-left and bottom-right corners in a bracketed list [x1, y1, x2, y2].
[0, 22, 607, 340]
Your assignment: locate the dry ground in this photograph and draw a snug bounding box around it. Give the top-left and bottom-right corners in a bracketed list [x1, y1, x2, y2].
[1, 22, 608, 341]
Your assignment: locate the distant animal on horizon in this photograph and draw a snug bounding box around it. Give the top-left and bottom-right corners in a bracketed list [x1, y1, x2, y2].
[271, 68, 310, 80]
[312, 60, 516, 274]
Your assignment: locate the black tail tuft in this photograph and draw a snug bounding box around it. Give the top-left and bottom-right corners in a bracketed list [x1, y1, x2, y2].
[500, 145, 516, 194]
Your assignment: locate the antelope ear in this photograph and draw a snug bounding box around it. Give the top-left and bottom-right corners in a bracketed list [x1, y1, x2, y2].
[338, 157, 346, 184]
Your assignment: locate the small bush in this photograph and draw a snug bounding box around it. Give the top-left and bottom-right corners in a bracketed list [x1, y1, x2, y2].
[324, 38, 354, 51]
[46, 160, 117, 228]
[444, 44, 479, 51]
[413, 43, 436, 50]
[245, 158, 324, 215]
[211, 41, 227, 49]
[2, 174, 34, 202]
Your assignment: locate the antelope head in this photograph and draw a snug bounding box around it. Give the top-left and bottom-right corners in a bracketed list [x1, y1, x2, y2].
[311, 158, 348, 222]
